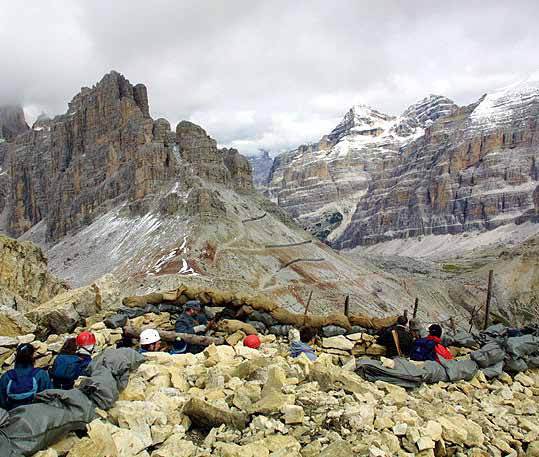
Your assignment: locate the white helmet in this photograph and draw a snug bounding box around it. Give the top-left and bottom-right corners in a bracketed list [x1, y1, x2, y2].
[140, 328, 161, 345]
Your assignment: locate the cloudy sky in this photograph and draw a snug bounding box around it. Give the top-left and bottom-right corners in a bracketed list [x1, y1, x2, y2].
[2, 1, 538, 155]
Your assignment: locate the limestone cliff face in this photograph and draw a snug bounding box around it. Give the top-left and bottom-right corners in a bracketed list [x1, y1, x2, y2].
[0, 234, 67, 311]
[5, 72, 254, 241]
[0, 105, 29, 141]
[248, 149, 273, 187]
[267, 96, 457, 242]
[336, 77, 539, 248]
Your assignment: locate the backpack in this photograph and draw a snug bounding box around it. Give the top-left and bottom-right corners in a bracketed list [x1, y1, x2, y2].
[6, 368, 39, 405]
[410, 338, 436, 361]
[50, 354, 89, 388]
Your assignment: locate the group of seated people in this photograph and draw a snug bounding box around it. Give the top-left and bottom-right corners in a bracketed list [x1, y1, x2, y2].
[377, 315, 454, 362]
[0, 331, 96, 411]
[0, 303, 451, 412]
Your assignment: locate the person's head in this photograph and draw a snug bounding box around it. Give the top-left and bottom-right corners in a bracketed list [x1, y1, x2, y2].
[299, 327, 318, 344]
[60, 337, 78, 355]
[76, 331, 96, 355]
[397, 315, 408, 326]
[428, 324, 443, 338]
[15, 343, 35, 366]
[140, 328, 161, 352]
[185, 300, 201, 316]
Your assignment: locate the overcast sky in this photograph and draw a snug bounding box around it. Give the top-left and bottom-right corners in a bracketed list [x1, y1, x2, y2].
[2, 1, 538, 155]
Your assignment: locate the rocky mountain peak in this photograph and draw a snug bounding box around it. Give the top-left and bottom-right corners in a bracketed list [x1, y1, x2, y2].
[3, 71, 253, 241]
[393, 94, 458, 136]
[470, 73, 539, 130]
[0, 105, 29, 142]
[248, 149, 274, 187]
[329, 105, 394, 144]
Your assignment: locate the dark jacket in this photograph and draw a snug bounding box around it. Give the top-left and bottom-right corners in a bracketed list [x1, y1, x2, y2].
[49, 353, 92, 389]
[175, 312, 198, 334]
[174, 312, 203, 354]
[377, 325, 414, 358]
[0, 364, 52, 410]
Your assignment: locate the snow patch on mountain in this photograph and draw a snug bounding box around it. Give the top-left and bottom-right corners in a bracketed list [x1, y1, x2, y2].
[471, 73, 539, 128]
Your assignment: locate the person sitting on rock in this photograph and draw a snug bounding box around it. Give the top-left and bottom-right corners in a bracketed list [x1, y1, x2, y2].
[0, 343, 52, 410]
[138, 328, 162, 353]
[174, 300, 207, 354]
[410, 324, 454, 363]
[49, 333, 95, 389]
[377, 315, 414, 358]
[289, 327, 318, 361]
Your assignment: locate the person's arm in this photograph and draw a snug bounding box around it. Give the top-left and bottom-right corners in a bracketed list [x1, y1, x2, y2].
[0, 374, 8, 409]
[37, 370, 53, 391]
[175, 315, 195, 334]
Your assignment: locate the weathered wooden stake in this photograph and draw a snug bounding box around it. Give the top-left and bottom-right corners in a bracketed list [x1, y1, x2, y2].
[484, 269, 494, 330]
[344, 295, 350, 317]
[303, 290, 313, 325]
[412, 297, 419, 319]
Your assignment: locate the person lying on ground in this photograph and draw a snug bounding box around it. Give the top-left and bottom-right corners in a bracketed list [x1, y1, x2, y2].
[290, 327, 318, 361]
[49, 332, 95, 389]
[377, 315, 414, 358]
[410, 324, 454, 363]
[0, 343, 52, 410]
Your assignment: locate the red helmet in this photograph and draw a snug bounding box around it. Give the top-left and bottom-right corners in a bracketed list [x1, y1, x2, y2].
[243, 335, 261, 349]
[76, 331, 96, 347]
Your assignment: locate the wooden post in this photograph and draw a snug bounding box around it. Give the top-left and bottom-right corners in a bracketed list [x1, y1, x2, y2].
[412, 297, 419, 319]
[303, 290, 313, 325]
[484, 269, 494, 330]
[344, 295, 350, 317]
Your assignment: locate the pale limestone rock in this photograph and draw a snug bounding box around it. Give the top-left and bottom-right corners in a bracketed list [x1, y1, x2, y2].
[282, 404, 304, 424]
[33, 450, 58, 457]
[393, 422, 408, 436]
[321, 335, 355, 351]
[416, 437, 435, 451]
[366, 343, 387, 356]
[204, 344, 236, 367]
[261, 365, 286, 396]
[183, 397, 247, 429]
[320, 440, 354, 456]
[250, 391, 294, 415]
[422, 420, 443, 442]
[438, 416, 468, 446]
[527, 441, 539, 457]
[151, 435, 195, 457]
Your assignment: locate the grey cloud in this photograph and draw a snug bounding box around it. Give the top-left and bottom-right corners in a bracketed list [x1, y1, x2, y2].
[1, 1, 538, 154]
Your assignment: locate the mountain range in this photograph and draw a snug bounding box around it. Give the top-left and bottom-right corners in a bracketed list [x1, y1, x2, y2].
[1, 71, 538, 326]
[251, 76, 539, 251]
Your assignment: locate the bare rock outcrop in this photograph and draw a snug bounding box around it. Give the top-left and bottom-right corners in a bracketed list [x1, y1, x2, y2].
[266, 96, 457, 242]
[337, 77, 539, 248]
[0, 105, 29, 141]
[0, 234, 67, 311]
[4, 72, 254, 242]
[248, 149, 273, 187]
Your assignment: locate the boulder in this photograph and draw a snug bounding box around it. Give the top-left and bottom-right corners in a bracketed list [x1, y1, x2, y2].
[183, 397, 248, 430]
[0, 306, 36, 336]
[282, 404, 304, 424]
[321, 335, 355, 351]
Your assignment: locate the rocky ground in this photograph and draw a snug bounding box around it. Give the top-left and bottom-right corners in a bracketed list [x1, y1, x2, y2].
[15, 322, 539, 457]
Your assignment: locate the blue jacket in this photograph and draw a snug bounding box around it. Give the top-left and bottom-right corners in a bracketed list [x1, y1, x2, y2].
[0, 364, 52, 410]
[290, 341, 317, 361]
[49, 354, 92, 389]
[174, 312, 205, 354]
